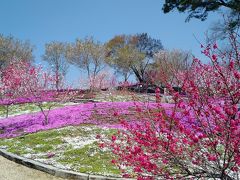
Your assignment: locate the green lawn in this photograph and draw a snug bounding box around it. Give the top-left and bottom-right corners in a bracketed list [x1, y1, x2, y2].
[0, 124, 121, 177]
[0, 102, 67, 118]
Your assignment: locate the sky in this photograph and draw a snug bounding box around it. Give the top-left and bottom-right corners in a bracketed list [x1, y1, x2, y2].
[0, 0, 221, 85]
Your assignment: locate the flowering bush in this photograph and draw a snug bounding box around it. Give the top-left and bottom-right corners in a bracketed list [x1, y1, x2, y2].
[102, 43, 240, 179]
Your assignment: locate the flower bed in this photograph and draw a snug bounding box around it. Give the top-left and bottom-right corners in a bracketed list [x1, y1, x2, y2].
[0, 124, 121, 177]
[0, 102, 174, 139]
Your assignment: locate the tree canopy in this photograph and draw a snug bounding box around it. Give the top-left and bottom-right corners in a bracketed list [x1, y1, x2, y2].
[106, 33, 163, 82]
[162, 0, 240, 22]
[147, 49, 191, 86]
[0, 34, 34, 70]
[66, 37, 106, 89]
[136, 33, 163, 57]
[106, 34, 144, 82]
[42, 41, 69, 90]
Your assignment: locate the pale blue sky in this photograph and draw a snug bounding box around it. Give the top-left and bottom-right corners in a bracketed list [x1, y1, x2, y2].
[0, 0, 221, 84]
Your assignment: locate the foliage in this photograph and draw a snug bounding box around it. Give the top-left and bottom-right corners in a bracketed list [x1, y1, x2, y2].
[106, 33, 163, 83]
[210, 12, 240, 42]
[162, 0, 240, 23]
[105, 34, 144, 82]
[136, 33, 163, 58]
[133, 33, 163, 83]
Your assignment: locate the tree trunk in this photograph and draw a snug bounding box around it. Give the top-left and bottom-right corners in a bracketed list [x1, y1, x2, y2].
[38, 105, 49, 125]
[124, 75, 128, 82]
[131, 67, 144, 83]
[5, 105, 9, 118]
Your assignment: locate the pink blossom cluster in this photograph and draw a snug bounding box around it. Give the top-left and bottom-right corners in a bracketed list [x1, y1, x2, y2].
[102, 43, 240, 179]
[0, 60, 75, 121]
[0, 61, 55, 105]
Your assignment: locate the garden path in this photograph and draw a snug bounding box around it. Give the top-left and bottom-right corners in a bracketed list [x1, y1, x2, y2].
[0, 156, 63, 180]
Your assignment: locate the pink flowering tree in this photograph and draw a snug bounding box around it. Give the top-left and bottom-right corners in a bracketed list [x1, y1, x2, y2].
[0, 60, 73, 124]
[101, 41, 240, 179]
[21, 66, 56, 125]
[88, 71, 116, 90]
[0, 60, 33, 117]
[19, 65, 74, 125]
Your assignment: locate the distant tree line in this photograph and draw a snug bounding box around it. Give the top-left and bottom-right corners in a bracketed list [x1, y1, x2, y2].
[45, 33, 192, 89]
[1, 1, 239, 90]
[0, 33, 192, 90]
[0, 34, 34, 70]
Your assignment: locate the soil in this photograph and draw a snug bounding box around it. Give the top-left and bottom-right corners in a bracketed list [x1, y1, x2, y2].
[0, 156, 63, 180]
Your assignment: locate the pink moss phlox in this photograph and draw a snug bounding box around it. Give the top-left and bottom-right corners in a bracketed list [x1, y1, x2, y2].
[0, 102, 173, 138]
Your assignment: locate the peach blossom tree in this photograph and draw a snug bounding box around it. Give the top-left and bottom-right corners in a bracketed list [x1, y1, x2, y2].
[102, 42, 240, 179]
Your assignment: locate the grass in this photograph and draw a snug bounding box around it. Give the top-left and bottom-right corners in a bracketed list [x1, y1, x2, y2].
[0, 102, 66, 118]
[59, 142, 120, 175]
[0, 127, 65, 155]
[0, 124, 120, 177]
[95, 90, 156, 102]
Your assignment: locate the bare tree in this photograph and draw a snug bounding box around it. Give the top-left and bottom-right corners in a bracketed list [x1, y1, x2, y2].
[42, 41, 69, 90]
[147, 49, 191, 86]
[66, 37, 106, 89]
[0, 34, 34, 70]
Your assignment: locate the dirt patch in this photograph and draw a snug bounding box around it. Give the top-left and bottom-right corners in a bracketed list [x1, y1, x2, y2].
[0, 156, 63, 180]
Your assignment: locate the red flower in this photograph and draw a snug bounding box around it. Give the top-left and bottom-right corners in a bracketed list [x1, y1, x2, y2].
[111, 159, 117, 164]
[98, 143, 104, 148]
[207, 154, 217, 161]
[96, 134, 101, 139]
[212, 54, 218, 61]
[111, 135, 117, 142]
[213, 43, 218, 49]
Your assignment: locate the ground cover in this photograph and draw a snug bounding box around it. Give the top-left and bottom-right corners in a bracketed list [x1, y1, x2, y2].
[94, 91, 157, 102]
[0, 102, 70, 118]
[0, 91, 173, 177]
[0, 97, 171, 139]
[0, 124, 121, 177]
